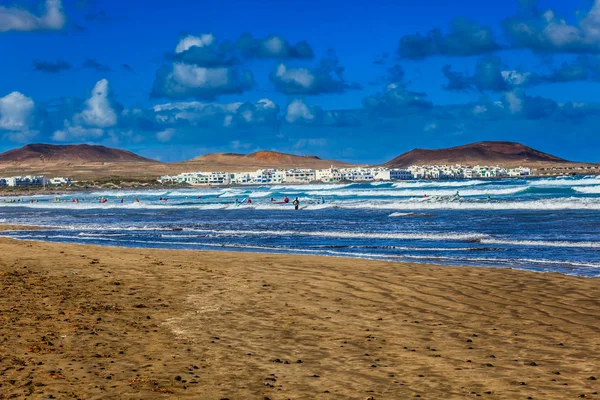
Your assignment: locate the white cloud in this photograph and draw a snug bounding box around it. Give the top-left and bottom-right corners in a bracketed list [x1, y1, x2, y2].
[0, 91, 38, 141]
[52, 122, 104, 141]
[505, 92, 523, 113]
[501, 70, 532, 86]
[285, 99, 315, 123]
[175, 34, 215, 53]
[156, 128, 175, 143]
[152, 98, 278, 128]
[75, 79, 118, 128]
[171, 63, 230, 89]
[52, 79, 118, 141]
[0, 0, 65, 32]
[274, 64, 315, 89]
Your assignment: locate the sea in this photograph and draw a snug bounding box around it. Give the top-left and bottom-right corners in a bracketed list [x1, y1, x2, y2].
[1, 175, 600, 277]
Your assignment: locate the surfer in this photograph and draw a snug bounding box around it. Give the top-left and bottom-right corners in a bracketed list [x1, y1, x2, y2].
[293, 197, 300, 210]
[321, 196, 325, 204]
[455, 190, 460, 197]
[247, 198, 252, 204]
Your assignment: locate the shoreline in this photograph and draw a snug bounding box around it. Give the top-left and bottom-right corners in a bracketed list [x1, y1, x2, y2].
[1, 228, 599, 399]
[2, 224, 596, 279]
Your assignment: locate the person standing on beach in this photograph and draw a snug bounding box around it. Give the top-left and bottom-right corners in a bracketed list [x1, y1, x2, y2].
[293, 197, 300, 210]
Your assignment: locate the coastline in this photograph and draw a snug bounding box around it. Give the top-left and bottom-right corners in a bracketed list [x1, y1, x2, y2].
[1, 227, 599, 399]
[1, 172, 598, 197]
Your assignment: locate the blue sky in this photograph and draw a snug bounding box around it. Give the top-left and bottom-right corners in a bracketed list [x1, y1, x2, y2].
[1, 0, 600, 163]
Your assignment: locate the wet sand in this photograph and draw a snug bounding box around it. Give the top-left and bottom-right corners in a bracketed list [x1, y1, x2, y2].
[0, 226, 599, 399]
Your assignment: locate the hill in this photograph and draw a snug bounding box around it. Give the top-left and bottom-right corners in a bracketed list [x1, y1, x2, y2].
[181, 150, 349, 170]
[0, 144, 155, 164]
[0, 146, 348, 180]
[383, 141, 569, 168]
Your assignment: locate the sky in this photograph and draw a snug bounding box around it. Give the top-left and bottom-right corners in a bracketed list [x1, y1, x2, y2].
[1, 0, 600, 163]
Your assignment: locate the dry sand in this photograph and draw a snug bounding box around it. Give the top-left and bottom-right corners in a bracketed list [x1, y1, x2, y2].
[0, 227, 599, 399]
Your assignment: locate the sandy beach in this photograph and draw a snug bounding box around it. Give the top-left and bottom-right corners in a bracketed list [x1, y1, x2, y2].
[1, 226, 599, 399]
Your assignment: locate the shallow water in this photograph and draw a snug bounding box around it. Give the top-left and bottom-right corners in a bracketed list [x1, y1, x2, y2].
[1, 176, 600, 277]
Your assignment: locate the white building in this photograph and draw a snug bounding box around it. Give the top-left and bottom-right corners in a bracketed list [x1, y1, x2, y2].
[3, 176, 48, 187]
[157, 163, 537, 186]
[50, 177, 72, 185]
[284, 169, 315, 183]
[373, 169, 412, 181]
[316, 167, 343, 183]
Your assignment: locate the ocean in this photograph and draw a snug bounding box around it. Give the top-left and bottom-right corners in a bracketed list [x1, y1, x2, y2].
[1, 175, 600, 277]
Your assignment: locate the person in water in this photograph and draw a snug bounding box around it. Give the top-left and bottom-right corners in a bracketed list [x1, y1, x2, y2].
[247, 198, 252, 204]
[293, 197, 300, 210]
[284, 196, 289, 203]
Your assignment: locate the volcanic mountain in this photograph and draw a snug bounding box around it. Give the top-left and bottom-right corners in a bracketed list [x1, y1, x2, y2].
[383, 141, 568, 168]
[0, 144, 155, 164]
[182, 150, 349, 170]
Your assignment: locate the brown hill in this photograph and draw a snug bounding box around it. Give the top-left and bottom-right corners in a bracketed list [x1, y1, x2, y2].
[0, 144, 156, 164]
[182, 150, 348, 171]
[0, 146, 348, 180]
[383, 141, 568, 168]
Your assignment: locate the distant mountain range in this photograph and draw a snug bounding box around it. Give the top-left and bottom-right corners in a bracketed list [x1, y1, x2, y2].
[0, 144, 155, 164]
[383, 141, 568, 168]
[0, 145, 347, 179]
[0, 141, 586, 180]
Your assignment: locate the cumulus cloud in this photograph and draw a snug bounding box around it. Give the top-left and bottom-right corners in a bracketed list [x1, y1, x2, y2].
[53, 79, 120, 141]
[169, 34, 238, 67]
[0, 92, 39, 141]
[152, 98, 279, 129]
[152, 63, 254, 100]
[33, 59, 71, 73]
[398, 17, 500, 59]
[237, 33, 314, 59]
[153, 34, 254, 100]
[0, 0, 66, 32]
[270, 50, 360, 95]
[503, 0, 600, 54]
[443, 56, 600, 92]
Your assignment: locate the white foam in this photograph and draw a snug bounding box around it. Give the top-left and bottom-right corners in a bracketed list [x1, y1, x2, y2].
[573, 186, 600, 194]
[481, 238, 600, 248]
[528, 177, 600, 187]
[392, 180, 488, 188]
[307, 187, 524, 197]
[179, 228, 488, 241]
